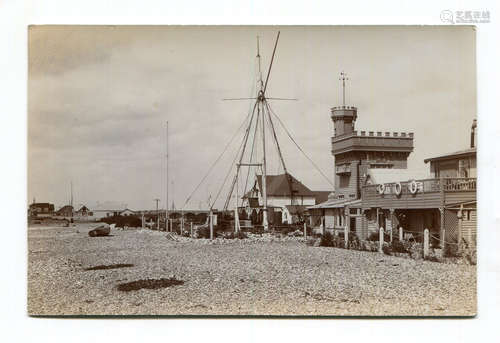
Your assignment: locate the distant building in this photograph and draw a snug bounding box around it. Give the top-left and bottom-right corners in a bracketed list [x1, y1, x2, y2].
[241, 173, 330, 225]
[29, 202, 55, 217]
[74, 205, 93, 220]
[55, 205, 74, 217]
[90, 202, 128, 220]
[120, 209, 137, 216]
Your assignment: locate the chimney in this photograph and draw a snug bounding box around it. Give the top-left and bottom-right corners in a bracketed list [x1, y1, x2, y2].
[470, 119, 477, 148]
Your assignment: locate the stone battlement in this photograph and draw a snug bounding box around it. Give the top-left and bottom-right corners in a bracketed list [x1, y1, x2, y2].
[333, 130, 414, 142]
[331, 105, 358, 111]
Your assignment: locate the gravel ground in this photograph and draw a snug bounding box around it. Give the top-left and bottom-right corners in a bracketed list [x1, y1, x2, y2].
[28, 224, 476, 316]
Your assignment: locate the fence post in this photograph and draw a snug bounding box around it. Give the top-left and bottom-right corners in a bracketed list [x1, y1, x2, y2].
[209, 211, 214, 240]
[344, 226, 348, 249]
[379, 227, 384, 253]
[190, 221, 193, 238]
[399, 226, 403, 241]
[303, 222, 307, 239]
[141, 213, 145, 229]
[457, 204, 463, 254]
[424, 228, 429, 258]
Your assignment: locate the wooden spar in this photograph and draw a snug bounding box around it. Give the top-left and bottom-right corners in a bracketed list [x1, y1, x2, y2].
[260, 100, 269, 231]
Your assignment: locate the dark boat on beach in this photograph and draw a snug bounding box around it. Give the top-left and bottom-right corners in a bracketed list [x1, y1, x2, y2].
[88, 223, 114, 237]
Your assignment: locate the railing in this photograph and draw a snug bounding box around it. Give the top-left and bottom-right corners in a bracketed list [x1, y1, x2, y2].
[363, 177, 476, 197]
[442, 177, 476, 191]
[335, 164, 351, 174]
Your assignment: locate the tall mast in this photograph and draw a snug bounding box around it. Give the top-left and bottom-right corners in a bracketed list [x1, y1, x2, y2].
[260, 98, 269, 230]
[166, 121, 169, 230]
[257, 36, 269, 231]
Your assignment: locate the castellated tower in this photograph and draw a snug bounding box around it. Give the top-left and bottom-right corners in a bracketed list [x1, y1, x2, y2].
[330, 72, 414, 200]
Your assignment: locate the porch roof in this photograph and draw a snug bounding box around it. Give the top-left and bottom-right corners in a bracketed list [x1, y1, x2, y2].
[307, 199, 361, 210]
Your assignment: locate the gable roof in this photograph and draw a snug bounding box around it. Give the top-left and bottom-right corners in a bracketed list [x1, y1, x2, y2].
[312, 191, 331, 204]
[56, 205, 73, 213]
[424, 147, 476, 163]
[308, 199, 361, 209]
[255, 173, 316, 197]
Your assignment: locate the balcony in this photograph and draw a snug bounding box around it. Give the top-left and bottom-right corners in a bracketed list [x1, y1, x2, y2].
[362, 177, 476, 209]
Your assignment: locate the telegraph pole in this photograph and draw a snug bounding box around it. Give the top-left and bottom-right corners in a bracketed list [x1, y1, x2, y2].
[166, 121, 169, 232]
[154, 198, 160, 230]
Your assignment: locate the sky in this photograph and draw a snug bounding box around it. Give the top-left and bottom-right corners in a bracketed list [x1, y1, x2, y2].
[28, 25, 476, 210]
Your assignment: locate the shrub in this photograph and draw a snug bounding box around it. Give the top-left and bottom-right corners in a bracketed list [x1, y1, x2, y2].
[347, 234, 361, 250]
[197, 226, 212, 239]
[391, 239, 408, 254]
[305, 238, 317, 246]
[319, 232, 334, 247]
[249, 226, 264, 235]
[444, 243, 460, 257]
[382, 243, 392, 255]
[224, 231, 248, 239]
[464, 249, 477, 265]
[367, 231, 379, 241]
[367, 231, 391, 242]
[424, 255, 440, 262]
[101, 215, 142, 228]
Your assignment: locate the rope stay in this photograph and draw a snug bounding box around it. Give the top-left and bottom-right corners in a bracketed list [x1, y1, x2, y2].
[213, 113, 252, 211]
[222, 101, 258, 210]
[181, 52, 259, 211]
[266, 102, 335, 189]
[180, 104, 253, 211]
[240, 106, 261, 208]
[263, 100, 295, 203]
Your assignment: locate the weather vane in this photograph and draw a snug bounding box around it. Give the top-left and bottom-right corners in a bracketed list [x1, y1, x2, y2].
[339, 71, 349, 106]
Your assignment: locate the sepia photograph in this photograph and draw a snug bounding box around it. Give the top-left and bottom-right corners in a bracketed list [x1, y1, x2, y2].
[28, 25, 477, 316]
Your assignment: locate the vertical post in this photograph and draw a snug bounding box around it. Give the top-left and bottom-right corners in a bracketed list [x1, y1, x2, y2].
[399, 226, 403, 242]
[424, 228, 429, 258]
[439, 176, 445, 249]
[209, 210, 214, 240]
[303, 222, 307, 239]
[234, 208, 239, 233]
[344, 225, 348, 249]
[180, 214, 184, 236]
[457, 204, 463, 254]
[141, 212, 145, 229]
[166, 121, 169, 233]
[190, 221, 193, 238]
[378, 227, 384, 253]
[154, 198, 160, 231]
[389, 209, 395, 243]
